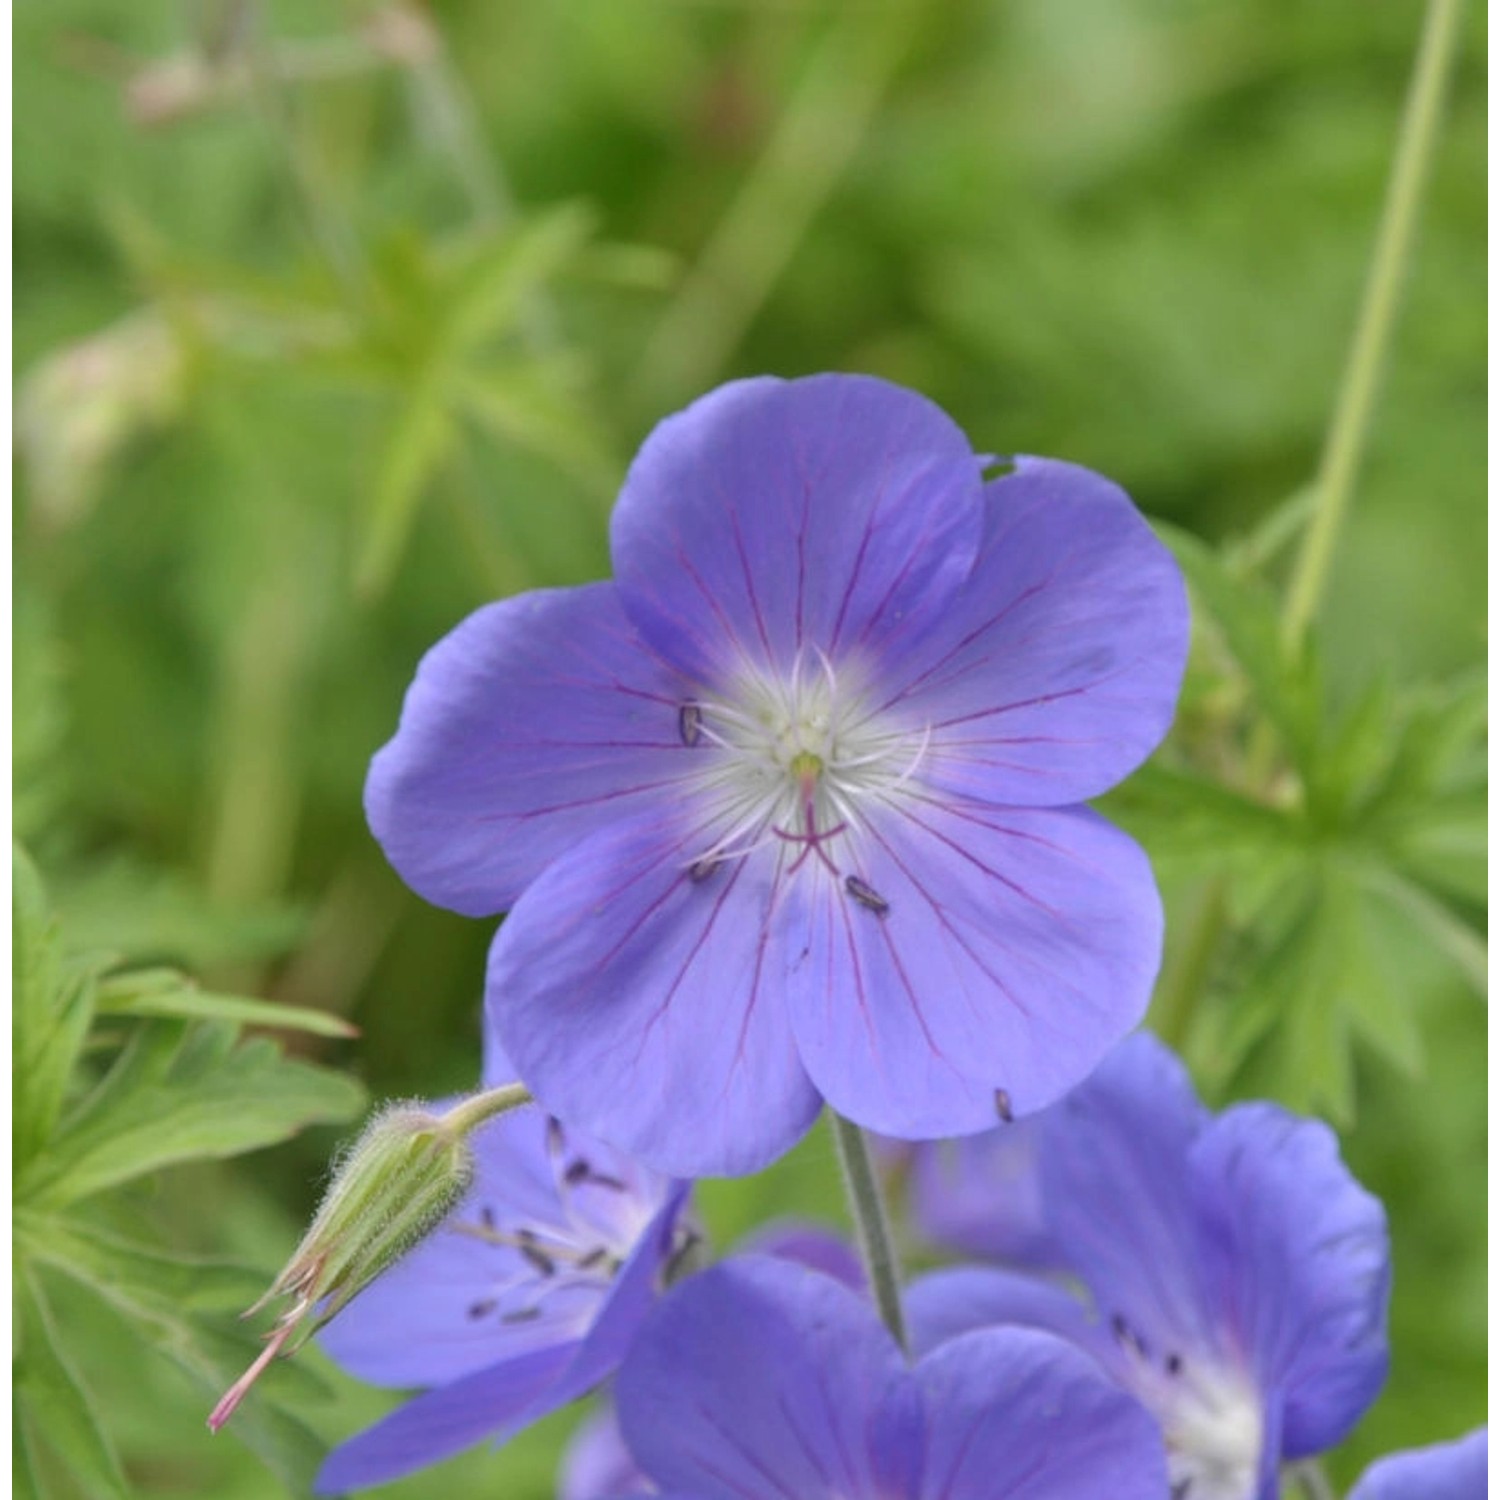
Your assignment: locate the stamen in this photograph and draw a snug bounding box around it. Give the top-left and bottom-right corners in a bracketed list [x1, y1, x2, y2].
[678, 702, 703, 747]
[467, 1298, 497, 1320]
[994, 1088, 1014, 1123]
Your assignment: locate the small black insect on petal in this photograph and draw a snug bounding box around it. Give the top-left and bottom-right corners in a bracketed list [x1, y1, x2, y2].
[844, 874, 890, 916]
[678, 702, 703, 747]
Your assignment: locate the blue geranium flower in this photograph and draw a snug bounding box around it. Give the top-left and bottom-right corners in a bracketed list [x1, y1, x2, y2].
[906, 1033, 1391, 1500]
[313, 1034, 692, 1494]
[367, 373, 1188, 1175]
[1348, 1428, 1487, 1500]
[612, 1255, 1168, 1499]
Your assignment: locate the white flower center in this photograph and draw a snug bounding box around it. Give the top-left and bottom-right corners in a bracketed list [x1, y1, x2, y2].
[679, 652, 928, 898]
[1149, 1360, 1263, 1500]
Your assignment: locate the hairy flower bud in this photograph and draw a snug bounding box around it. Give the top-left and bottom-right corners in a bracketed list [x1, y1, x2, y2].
[209, 1084, 530, 1432]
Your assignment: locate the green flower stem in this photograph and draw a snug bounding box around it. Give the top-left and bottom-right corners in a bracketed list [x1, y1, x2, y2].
[1159, 0, 1464, 1051]
[1151, 875, 1228, 1051]
[1289, 1459, 1338, 1500]
[1281, 0, 1466, 649]
[440, 1082, 534, 1138]
[831, 1110, 908, 1351]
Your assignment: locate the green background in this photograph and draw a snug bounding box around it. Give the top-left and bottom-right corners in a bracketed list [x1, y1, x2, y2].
[14, 0, 1485, 1495]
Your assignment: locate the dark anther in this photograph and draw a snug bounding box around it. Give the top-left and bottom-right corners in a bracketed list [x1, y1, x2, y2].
[502, 1307, 542, 1325]
[575, 1247, 608, 1271]
[545, 1117, 565, 1156]
[664, 1227, 703, 1284]
[585, 1171, 626, 1192]
[678, 702, 703, 747]
[564, 1159, 592, 1185]
[1111, 1314, 1148, 1359]
[520, 1244, 556, 1276]
[1166, 1352, 1183, 1376]
[466, 1298, 497, 1321]
[480, 1205, 496, 1230]
[514, 1229, 555, 1276]
[844, 874, 890, 916]
[994, 1088, 1014, 1123]
[689, 855, 720, 883]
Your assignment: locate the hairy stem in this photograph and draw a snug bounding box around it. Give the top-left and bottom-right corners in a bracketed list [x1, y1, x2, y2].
[831, 1111, 907, 1351]
[1281, 0, 1466, 648]
[440, 1082, 534, 1138]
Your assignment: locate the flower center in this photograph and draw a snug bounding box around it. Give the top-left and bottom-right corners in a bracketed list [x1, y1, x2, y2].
[678, 652, 928, 902]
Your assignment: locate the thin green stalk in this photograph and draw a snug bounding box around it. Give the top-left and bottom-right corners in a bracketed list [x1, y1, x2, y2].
[1281, 0, 1466, 648]
[440, 1082, 534, 1138]
[830, 1111, 907, 1350]
[1161, 0, 1464, 1049]
[638, 0, 918, 409]
[1151, 876, 1228, 1050]
[1289, 1458, 1338, 1500]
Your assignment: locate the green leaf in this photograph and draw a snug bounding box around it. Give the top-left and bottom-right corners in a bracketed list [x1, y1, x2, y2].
[20, 1019, 366, 1209]
[1159, 523, 1321, 774]
[13, 847, 100, 1176]
[439, 204, 597, 355]
[16, 1212, 330, 1493]
[354, 381, 453, 598]
[457, 366, 618, 495]
[55, 855, 307, 971]
[14, 1267, 129, 1500]
[1362, 866, 1487, 999]
[1103, 761, 1297, 862]
[94, 967, 357, 1039]
[16, 1208, 265, 1322]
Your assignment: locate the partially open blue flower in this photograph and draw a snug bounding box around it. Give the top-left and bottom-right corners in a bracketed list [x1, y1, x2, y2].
[613, 1255, 1168, 1499]
[558, 1223, 863, 1500]
[906, 1034, 1391, 1500]
[314, 1037, 692, 1494]
[368, 374, 1188, 1175]
[1348, 1428, 1487, 1500]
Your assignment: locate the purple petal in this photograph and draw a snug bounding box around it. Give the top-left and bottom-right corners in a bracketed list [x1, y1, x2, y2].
[783, 802, 1163, 1138]
[1034, 1032, 1217, 1359]
[904, 1265, 1104, 1363]
[1349, 1429, 1488, 1500]
[889, 459, 1188, 808]
[1191, 1103, 1391, 1456]
[366, 583, 689, 917]
[488, 811, 821, 1177]
[740, 1221, 865, 1291]
[313, 1341, 577, 1494]
[616, 1256, 916, 1500]
[609, 375, 984, 684]
[904, 1118, 1062, 1267]
[914, 1327, 1168, 1499]
[557, 1185, 694, 1402]
[559, 1405, 655, 1500]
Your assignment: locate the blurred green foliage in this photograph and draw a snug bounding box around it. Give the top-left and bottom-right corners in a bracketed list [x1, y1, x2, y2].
[13, 0, 1484, 1496]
